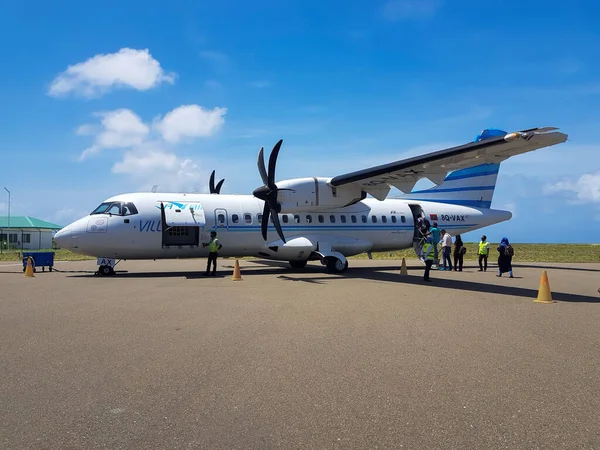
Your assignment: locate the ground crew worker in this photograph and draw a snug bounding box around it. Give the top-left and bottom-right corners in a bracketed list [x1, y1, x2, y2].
[202, 231, 222, 276]
[422, 236, 435, 282]
[478, 235, 490, 272]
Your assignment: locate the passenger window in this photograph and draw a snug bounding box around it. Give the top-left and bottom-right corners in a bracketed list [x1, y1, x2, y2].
[232, 214, 239, 223]
[351, 215, 357, 223]
[372, 216, 378, 223]
[282, 215, 288, 223]
[218, 214, 225, 224]
[401, 215, 406, 223]
[382, 215, 387, 223]
[318, 215, 324, 223]
[330, 215, 336, 223]
[294, 215, 300, 223]
[361, 215, 367, 223]
[244, 213, 252, 224]
[341, 215, 347, 223]
[257, 214, 263, 222]
[391, 216, 397, 223]
[306, 215, 312, 223]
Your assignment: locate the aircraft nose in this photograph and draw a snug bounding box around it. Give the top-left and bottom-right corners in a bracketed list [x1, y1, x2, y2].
[54, 226, 72, 249]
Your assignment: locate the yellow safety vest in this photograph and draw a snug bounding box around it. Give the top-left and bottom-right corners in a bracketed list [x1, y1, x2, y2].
[209, 238, 220, 252]
[422, 243, 434, 260]
[478, 241, 489, 255]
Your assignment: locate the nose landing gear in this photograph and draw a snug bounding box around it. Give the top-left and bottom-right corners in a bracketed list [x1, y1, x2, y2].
[97, 265, 116, 276]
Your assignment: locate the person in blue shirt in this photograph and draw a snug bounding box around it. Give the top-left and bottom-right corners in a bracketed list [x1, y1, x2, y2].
[430, 222, 441, 267]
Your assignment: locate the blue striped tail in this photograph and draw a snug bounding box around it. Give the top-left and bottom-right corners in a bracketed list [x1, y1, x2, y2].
[400, 163, 501, 208]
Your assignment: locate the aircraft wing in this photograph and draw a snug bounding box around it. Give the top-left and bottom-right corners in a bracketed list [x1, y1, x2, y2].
[328, 127, 568, 200]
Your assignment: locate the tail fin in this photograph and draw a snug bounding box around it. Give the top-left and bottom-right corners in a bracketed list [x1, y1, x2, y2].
[400, 163, 501, 208]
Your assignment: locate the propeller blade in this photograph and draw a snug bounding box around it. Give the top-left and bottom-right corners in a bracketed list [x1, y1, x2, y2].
[261, 201, 270, 241]
[267, 139, 283, 187]
[257, 147, 268, 186]
[270, 205, 286, 243]
[215, 179, 225, 194]
[209, 170, 216, 193]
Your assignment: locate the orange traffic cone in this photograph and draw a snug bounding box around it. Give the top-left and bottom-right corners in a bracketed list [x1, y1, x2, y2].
[534, 270, 553, 303]
[24, 256, 35, 278]
[400, 257, 408, 275]
[231, 259, 243, 281]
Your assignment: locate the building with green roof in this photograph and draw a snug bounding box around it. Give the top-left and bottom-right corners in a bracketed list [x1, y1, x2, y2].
[0, 216, 63, 250]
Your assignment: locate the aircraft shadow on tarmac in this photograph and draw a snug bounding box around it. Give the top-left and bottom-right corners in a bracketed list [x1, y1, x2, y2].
[65, 260, 600, 304]
[244, 260, 600, 304]
[511, 263, 600, 273]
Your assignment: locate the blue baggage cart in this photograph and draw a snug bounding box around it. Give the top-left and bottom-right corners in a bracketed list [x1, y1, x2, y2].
[22, 251, 55, 272]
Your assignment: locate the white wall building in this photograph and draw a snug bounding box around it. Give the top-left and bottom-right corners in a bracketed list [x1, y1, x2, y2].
[0, 216, 62, 251]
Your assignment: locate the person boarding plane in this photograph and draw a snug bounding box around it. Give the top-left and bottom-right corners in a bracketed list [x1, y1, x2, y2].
[54, 126, 567, 276]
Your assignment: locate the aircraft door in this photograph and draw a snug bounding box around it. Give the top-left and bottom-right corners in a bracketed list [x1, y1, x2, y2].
[408, 204, 427, 259]
[408, 204, 426, 238]
[214, 208, 229, 231]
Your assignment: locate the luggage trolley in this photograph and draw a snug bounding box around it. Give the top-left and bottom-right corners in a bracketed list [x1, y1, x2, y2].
[22, 251, 55, 272]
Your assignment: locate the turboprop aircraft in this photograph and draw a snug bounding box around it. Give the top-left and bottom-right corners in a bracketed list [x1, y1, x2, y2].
[54, 126, 567, 275]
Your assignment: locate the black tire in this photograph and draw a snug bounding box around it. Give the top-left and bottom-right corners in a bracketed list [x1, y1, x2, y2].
[99, 265, 112, 276]
[326, 258, 348, 273]
[289, 260, 308, 269]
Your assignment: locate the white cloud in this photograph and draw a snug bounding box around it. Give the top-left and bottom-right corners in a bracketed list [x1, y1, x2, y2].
[381, 0, 443, 21]
[153, 104, 227, 143]
[544, 172, 600, 204]
[48, 48, 175, 98]
[112, 145, 207, 193]
[79, 109, 150, 160]
[75, 103, 227, 193]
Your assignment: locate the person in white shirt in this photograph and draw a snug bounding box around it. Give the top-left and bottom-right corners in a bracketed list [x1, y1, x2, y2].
[440, 229, 453, 271]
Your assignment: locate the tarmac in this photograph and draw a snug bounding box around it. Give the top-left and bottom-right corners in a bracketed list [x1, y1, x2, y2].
[1, 258, 600, 449]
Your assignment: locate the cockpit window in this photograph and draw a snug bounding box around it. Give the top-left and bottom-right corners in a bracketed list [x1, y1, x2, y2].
[91, 202, 112, 215]
[91, 201, 138, 216]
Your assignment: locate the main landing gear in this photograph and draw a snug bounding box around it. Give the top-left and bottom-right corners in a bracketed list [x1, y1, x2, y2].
[288, 252, 349, 274]
[324, 256, 348, 273]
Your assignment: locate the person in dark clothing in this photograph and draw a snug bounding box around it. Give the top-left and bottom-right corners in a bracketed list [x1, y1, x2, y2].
[453, 234, 465, 271]
[496, 236, 514, 278]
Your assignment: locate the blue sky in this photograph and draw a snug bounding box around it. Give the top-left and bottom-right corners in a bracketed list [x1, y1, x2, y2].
[1, 0, 599, 244]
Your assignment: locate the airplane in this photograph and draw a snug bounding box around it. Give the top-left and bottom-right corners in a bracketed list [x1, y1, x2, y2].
[53, 126, 568, 276]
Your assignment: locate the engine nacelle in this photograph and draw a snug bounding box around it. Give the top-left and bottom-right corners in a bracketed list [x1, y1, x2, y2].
[275, 177, 365, 213]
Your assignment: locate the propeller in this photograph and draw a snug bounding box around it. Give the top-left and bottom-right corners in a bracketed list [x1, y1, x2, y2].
[252, 139, 295, 243]
[209, 170, 225, 194]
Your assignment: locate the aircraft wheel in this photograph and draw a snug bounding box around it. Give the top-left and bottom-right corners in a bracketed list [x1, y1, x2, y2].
[289, 260, 308, 269]
[326, 257, 348, 273]
[99, 265, 112, 276]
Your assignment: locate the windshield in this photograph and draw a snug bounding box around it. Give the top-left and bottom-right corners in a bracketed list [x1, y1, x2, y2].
[90, 201, 138, 216]
[91, 202, 112, 215]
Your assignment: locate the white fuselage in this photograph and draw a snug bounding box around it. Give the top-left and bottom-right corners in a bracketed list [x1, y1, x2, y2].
[54, 192, 512, 262]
